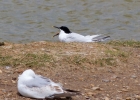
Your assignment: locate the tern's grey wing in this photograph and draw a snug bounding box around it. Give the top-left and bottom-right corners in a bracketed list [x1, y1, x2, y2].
[25, 75, 52, 88]
[67, 33, 85, 42]
[92, 36, 110, 42]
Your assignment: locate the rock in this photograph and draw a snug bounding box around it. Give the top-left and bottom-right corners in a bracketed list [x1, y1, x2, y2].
[131, 75, 137, 79]
[85, 96, 90, 99]
[7, 93, 12, 96]
[104, 97, 109, 100]
[90, 84, 95, 87]
[0, 69, 2, 74]
[12, 80, 16, 84]
[86, 92, 94, 96]
[118, 88, 129, 92]
[135, 95, 140, 99]
[116, 96, 123, 100]
[92, 87, 102, 91]
[117, 90, 122, 93]
[102, 79, 110, 82]
[5, 66, 11, 69]
[0, 42, 4, 46]
[111, 75, 119, 79]
[126, 97, 132, 100]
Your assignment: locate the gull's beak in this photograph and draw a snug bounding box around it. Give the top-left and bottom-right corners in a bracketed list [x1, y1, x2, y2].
[53, 33, 59, 37]
[53, 26, 60, 29]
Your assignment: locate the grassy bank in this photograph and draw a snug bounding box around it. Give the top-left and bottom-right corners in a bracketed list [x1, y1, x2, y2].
[0, 40, 139, 68]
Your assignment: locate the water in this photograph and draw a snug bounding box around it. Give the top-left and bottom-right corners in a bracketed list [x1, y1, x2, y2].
[0, 0, 140, 43]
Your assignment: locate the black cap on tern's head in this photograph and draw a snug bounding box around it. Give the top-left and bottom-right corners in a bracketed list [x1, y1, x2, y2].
[53, 26, 71, 34]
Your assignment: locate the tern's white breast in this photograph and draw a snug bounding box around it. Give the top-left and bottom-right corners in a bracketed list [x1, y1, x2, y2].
[59, 30, 68, 42]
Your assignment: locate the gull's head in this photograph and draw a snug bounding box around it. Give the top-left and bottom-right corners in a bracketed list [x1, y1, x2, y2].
[18, 69, 35, 81]
[53, 26, 71, 37]
[22, 69, 35, 77]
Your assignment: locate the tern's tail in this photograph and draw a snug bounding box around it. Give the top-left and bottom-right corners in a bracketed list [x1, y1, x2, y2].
[51, 89, 81, 98]
[92, 36, 110, 42]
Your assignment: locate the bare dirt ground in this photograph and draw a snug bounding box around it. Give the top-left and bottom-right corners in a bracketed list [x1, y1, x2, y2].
[0, 41, 140, 100]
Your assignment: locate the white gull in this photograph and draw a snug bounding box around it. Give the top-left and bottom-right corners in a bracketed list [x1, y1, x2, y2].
[17, 69, 80, 99]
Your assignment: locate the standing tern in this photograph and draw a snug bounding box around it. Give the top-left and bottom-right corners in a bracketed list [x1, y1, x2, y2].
[18, 69, 80, 99]
[53, 26, 110, 42]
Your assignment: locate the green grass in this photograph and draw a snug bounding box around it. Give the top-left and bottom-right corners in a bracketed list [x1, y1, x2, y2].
[63, 55, 117, 67]
[105, 49, 129, 58]
[108, 40, 140, 47]
[93, 57, 116, 66]
[64, 55, 89, 65]
[0, 53, 54, 67]
[0, 55, 12, 65]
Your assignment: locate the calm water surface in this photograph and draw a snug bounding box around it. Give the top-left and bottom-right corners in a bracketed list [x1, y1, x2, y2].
[0, 0, 140, 43]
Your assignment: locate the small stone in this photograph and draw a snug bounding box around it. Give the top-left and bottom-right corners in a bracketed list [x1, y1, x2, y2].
[122, 86, 130, 90]
[111, 75, 119, 79]
[121, 89, 129, 92]
[117, 90, 122, 93]
[87, 92, 93, 96]
[92, 87, 101, 91]
[7, 93, 12, 96]
[131, 75, 137, 79]
[0, 69, 2, 74]
[135, 95, 140, 99]
[90, 84, 95, 87]
[0, 42, 4, 46]
[104, 97, 109, 100]
[12, 80, 16, 83]
[116, 96, 123, 100]
[102, 79, 110, 82]
[85, 96, 90, 99]
[5, 66, 11, 69]
[126, 97, 132, 100]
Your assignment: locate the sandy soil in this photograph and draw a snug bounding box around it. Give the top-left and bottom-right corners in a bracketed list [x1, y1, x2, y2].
[0, 41, 140, 100]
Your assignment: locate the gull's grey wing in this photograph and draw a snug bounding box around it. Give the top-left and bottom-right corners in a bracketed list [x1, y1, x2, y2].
[50, 89, 81, 98]
[25, 75, 52, 88]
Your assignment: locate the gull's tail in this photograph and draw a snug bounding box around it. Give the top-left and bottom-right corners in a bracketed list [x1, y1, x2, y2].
[92, 36, 110, 42]
[51, 89, 81, 98]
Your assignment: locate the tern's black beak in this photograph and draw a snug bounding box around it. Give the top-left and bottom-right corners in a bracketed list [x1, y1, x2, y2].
[53, 26, 60, 37]
[53, 26, 60, 29]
